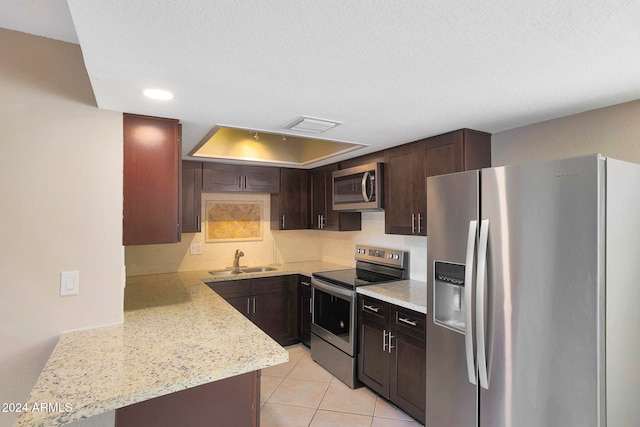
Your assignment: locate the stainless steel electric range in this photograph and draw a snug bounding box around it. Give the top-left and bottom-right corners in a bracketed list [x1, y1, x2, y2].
[311, 244, 409, 388]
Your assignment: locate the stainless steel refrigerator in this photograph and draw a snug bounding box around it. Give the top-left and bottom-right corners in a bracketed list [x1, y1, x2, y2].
[425, 154, 640, 427]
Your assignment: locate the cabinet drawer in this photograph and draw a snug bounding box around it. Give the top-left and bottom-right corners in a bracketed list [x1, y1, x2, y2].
[251, 275, 297, 295]
[206, 279, 251, 299]
[393, 307, 426, 341]
[359, 295, 389, 324]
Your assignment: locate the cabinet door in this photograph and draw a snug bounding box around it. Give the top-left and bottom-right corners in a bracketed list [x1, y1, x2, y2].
[244, 166, 280, 193]
[271, 168, 309, 230]
[324, 166, 361, 231]
[225, 296, 250, 318]
[181, 161, 202, 233]
[123, 114, 181, 245]
[252, 291, 297, 346]
[358, 316, 390, 398]
[310, 168, 329, 229]
[310, 165, 361, 231]
[251, 276, 298, 346]
[415, 131, 464, 234]
[415, 129, 491, 235]
[202, 163, 243, 192]
[390, 331, 426, 424]
[384, 143, 419, 235]
[205, 278, 251, 312]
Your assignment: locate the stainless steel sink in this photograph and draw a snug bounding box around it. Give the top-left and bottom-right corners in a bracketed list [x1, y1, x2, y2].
[208, 266, 278, 276]
[241, 266, 278, 273]
[208, 269, 237, 276]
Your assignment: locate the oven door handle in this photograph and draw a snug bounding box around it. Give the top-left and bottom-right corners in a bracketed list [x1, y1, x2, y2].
[311, 277, 354, 299]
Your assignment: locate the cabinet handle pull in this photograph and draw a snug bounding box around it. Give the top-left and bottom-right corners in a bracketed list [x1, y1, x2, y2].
[301, 281, 311, 287]
[253, 297, 256, 314]
[244, 175, 248, 189]
[320, 214, 325, 229]
[417, 213, 422, 234]
[398, 317, 417, 327]
[363, 304, 380, 313]
[246, 298, 250, 315]
[281, 215, 285, 229]
[411, 213, 416, 234]
[239, 175, 243, 189]
[388, 332, 394, 353]
[383, 330, 388, 351]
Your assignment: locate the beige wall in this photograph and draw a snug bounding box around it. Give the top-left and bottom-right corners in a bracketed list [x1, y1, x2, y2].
[492, 98, 640, 166]
[124, 192, 325, 275]
[0, 30, 124, 426]
[126, 193, 428, 282]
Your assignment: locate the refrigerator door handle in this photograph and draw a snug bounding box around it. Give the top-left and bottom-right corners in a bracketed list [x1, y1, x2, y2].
[464, 220, 478, 385]
[476, 219, 490, 389]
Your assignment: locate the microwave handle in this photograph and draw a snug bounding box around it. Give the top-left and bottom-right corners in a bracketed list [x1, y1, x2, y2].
[361, 171, 374, 202]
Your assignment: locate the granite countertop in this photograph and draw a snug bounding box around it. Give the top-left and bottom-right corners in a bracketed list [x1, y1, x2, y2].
[15, 270, 291, 427]
[356, 279, 428, 314]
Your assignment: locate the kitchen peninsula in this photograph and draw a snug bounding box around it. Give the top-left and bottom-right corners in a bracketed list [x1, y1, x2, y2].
[14, 270, 290, 427]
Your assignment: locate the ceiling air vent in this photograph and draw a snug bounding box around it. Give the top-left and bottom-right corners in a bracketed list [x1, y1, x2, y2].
[285, 116, 341, 134]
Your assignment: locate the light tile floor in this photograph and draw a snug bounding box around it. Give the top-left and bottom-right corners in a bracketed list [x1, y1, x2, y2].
[261, 344, 424, 427]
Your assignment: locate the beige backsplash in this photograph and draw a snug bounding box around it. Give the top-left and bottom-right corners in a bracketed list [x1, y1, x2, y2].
[125, 192, 427, 281]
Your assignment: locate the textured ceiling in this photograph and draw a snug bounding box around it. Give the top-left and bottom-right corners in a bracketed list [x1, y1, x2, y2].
[4, 1, 640, 167]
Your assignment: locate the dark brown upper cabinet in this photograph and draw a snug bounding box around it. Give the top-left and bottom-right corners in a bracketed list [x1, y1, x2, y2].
[202, 163, 280, 193]
[181, 161, 202, 233]
[310, 164, 361, 231]
[123, 114, 181, 245]
[271, 168, 309, 230]
[384, 129, 491, 236]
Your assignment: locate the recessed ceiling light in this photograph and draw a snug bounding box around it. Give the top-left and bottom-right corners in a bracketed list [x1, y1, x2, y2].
[143, 88, 174, 100]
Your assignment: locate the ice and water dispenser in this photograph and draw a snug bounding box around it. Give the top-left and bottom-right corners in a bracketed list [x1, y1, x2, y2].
[434, 261, 466, 333]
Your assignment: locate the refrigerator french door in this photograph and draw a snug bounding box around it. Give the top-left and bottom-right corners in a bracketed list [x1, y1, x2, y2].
[426, 155, 607, 427]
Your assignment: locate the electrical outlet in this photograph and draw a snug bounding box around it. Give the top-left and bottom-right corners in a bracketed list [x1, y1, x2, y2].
[190, 243, 202, 255]
[60, 271, 79, 296]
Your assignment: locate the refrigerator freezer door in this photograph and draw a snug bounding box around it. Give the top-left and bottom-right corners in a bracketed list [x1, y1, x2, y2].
[479, 155, 603, 427]
[426, 170, 479, 427]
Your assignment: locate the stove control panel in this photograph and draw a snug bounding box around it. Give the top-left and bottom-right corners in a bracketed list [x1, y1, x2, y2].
[355, 245, 408, 269]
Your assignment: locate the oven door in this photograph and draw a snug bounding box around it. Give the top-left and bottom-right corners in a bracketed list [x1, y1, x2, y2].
[311, 277, 356, 356]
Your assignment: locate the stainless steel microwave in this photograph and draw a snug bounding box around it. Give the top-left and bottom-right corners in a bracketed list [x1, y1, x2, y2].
[332, 162, 383, 211]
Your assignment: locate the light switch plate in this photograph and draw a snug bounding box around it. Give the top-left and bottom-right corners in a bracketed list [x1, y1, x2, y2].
[190, 243, 202, 255]
[60, 271, 79, 296]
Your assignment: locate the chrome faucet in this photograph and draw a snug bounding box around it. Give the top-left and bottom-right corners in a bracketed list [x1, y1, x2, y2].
[232, 249, 244, 274]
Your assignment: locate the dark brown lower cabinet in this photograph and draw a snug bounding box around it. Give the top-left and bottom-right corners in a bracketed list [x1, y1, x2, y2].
[115, 370, 260, 427]
[357, 295, 426, 424]
[252, 285, 297, 346]
[206, 275, 299, 346]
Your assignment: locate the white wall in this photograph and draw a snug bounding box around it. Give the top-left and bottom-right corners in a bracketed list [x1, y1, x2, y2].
[492, 98, 640, 166]
[0, 30, 124, 427]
